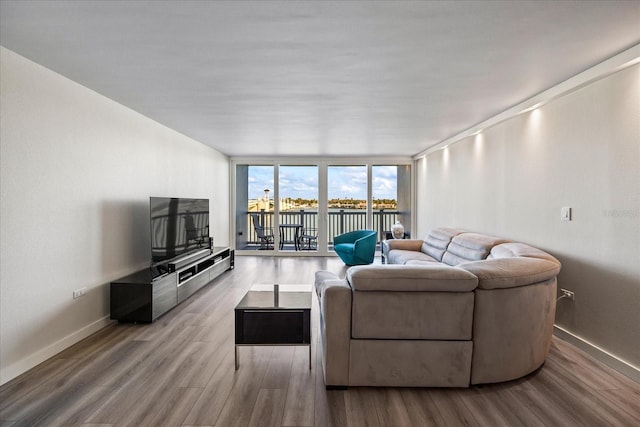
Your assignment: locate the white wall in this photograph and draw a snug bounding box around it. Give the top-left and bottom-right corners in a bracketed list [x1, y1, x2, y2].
[0, 47, 230, 384]
[415, 63, 640, 369]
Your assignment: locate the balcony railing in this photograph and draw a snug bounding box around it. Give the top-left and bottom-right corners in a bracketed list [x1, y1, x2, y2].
[246, 209, 403, 248]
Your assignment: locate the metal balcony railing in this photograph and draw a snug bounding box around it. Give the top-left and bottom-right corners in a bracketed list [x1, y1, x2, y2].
[246, 209, 402, 247]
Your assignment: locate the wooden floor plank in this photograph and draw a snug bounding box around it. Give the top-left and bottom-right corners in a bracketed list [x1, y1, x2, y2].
[596, 387, 640, 424]
[1, 255, 638, 427]
[116, 386, 202, 427]
[0, 359, 77, 414]
[282, 345, 316, 427]
[371, 388, 412, 427]
[261, 346, 295, 390]
[30, 386, 114, 427]
[399, 389, 447, 426]
[492, 387, 546, 427]
[248, 389, 287, 427]
[85, 326, 199, 424]
[550, 337, 639, 391]
[540, 357, 637, 426]
[109, 341, 206, 426]
[344, 388, 381, 427]
[182, 350, 236, 426]
[213, 346, 274, 427]
[457, 386, 545, 427]
[422, 389, 480, 426]
[313, 341, 347, 427]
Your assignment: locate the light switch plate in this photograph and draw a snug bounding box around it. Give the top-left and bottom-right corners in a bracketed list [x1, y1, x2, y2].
[561, 207, 572, 221]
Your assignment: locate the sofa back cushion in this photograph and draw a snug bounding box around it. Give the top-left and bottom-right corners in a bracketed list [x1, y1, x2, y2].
[488, 242, 560, 264]
[421, 227, 464, 261]
[348, 264, 478, 341]
[442, 233, 509, 266]
[459, 242, 561, 290]
[347, 264, 478, 292]
[459, 257, 561, 290]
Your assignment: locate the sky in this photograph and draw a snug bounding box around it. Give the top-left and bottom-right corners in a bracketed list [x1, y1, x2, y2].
[247, 165, 398, 200]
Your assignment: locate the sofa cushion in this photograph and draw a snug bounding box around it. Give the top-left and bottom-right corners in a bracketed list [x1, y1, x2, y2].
[421, 227, 464, 261]
[405, 259, 439, 266]
[348, 340, 472, 387]
[387, 249, 438, 265]
[442, 233, 510, 266]
[385, 239, 423, 251]
[347, 264, 478, 292]
[352, 290, 475, 340]
[315, 270, 346, 298]
[489, 242, 560, 264]
[458, 257, 561, 290]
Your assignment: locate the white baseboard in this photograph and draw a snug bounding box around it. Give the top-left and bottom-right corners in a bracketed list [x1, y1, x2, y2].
[554, 325, 640, 383]
[0, 315, 114, 386]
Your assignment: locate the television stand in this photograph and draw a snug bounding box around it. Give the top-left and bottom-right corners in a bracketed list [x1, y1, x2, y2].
[110, 247, 234, 322]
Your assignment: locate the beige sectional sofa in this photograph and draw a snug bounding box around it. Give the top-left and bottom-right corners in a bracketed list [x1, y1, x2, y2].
[315, 227, 561, 387]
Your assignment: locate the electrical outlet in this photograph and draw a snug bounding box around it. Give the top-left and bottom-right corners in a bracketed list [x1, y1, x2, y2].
[560, 288, 574, 301]
[73, 287, 87, 299]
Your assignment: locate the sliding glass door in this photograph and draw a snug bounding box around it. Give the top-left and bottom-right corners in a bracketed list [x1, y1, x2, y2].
[233, 160, 411, 255]
[278, 165, 318, 251]
[327, 165, 367, 250]
[235, 165, 274, 250]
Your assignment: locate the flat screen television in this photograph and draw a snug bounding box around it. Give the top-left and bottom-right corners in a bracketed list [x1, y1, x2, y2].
[150, 197, 210, 266]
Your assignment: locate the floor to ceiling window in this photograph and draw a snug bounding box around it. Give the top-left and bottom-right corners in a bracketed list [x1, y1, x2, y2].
[278, 165, 319, 251]
[327, 165, 367, 249]
[372, 165, 412, 240]
[235, 165, 274, 250]
[233, 160, 411, 255]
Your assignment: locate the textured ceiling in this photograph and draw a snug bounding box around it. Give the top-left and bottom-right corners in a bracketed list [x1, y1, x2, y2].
[1, 1, 639, 157]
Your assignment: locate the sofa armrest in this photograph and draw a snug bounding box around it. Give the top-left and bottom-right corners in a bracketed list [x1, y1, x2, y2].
[458, 257, 561, 290]
[346, 265, 478, 292]
[385, 239, 423, 251]
[314, 271, 352, 386]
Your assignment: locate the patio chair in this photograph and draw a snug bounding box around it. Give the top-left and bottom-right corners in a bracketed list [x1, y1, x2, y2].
[251, 213, 274, 250]
[333, 229, 377, 265]
[298, 228, 318, 250]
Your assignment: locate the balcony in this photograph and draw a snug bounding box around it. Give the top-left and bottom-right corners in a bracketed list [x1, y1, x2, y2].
[242, 209, 404, 251]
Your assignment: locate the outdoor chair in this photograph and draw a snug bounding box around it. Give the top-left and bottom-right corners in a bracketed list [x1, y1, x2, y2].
[251, 213, 274, 250]
[298, 228, 318, 250]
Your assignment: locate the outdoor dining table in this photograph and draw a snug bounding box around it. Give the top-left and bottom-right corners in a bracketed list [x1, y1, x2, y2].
[279, 224, 303, 250]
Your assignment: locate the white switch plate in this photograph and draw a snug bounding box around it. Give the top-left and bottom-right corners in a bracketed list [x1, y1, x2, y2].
[561, 207, 572, 221]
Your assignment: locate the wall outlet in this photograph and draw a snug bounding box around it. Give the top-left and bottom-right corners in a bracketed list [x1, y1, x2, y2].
[73, 287, 87, 299]
[560, 288, 574, 301]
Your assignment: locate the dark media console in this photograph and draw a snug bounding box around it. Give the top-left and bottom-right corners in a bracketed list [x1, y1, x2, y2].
[110, 246, 234, 322]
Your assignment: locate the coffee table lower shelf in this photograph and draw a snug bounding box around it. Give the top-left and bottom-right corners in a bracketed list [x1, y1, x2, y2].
[234, 285, 312, 370]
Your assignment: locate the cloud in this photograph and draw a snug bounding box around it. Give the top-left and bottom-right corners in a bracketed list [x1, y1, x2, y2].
[245, 165, 398, 201]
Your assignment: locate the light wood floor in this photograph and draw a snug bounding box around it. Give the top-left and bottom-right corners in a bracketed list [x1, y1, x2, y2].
[1, 256, 639, 427]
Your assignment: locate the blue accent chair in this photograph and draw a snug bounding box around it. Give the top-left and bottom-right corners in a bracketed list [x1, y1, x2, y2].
[333, 229, 377, 266]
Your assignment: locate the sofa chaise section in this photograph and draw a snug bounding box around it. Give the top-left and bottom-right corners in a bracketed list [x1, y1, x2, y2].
[458, 242, 560, 384]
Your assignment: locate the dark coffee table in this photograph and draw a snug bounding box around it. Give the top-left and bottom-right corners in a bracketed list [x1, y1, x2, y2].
[234, 284, 312, 370]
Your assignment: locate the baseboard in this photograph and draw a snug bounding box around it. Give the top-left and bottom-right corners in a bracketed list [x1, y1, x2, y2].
[0, 315, 115, 386]
[553, 325, 640, 383]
